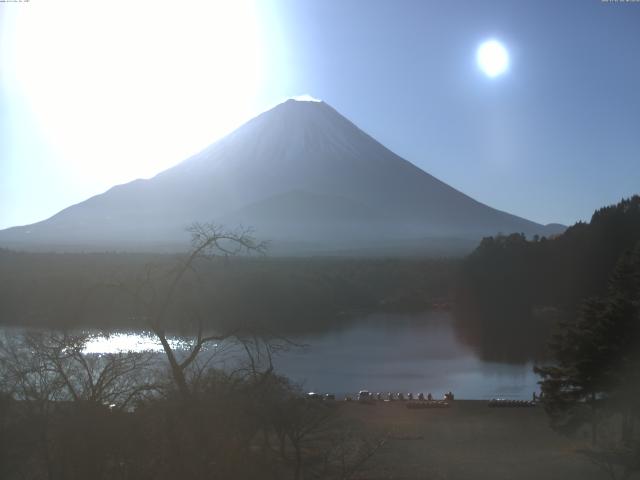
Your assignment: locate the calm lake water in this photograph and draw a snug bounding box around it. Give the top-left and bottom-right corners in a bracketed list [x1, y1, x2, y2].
[80, 310, 540, 400]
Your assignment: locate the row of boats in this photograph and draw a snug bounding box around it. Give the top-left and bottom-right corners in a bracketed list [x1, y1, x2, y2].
[307, 390, 455, 403]
[355, 390, 455, 403]
[308, 391, 539, 407]
[488, 399, 537, 408]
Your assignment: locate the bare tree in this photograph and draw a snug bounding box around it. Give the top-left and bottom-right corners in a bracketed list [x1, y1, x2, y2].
[264, 391, 387, 480]
[112, 223, 267, 398]
[0, 331, 160, 480]
[318, 429, 387, 480]
[1, 331, 157, 409]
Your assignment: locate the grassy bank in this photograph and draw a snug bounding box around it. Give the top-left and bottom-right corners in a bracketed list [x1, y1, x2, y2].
[338, 400, 601, 480]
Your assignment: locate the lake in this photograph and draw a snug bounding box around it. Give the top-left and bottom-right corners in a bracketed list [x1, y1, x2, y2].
[81, 310, 541, 400]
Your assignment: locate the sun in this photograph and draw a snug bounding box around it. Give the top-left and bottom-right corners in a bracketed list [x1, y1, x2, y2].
[10, 0, 265, 186]
[477, 40, 510, 78]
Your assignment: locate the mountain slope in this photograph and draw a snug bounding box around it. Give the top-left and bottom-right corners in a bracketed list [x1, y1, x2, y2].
[0, 99, 564, 253]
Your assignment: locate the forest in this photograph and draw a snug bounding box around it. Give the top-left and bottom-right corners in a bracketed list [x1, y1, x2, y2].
[454, 196, 640, 362]
[0, 245, 456, 335]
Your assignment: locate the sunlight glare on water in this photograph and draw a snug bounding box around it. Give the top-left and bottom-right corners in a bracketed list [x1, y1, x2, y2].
[83, 332, 191, 354]
[76, 312, 538, 399]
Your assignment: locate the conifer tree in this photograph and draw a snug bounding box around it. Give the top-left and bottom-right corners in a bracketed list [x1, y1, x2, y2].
[536, 242, 640, 477]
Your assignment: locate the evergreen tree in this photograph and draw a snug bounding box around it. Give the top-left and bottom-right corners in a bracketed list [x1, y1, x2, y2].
[535, 242, 640, 478]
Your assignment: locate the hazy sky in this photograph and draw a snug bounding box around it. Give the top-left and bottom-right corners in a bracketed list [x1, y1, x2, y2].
[1, 0, 639, 229]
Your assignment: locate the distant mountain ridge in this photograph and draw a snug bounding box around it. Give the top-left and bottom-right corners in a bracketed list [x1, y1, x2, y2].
[0, 99, 565, 254]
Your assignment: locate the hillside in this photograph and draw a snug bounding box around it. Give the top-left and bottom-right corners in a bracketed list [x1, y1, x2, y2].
[455, 195, 640, 361]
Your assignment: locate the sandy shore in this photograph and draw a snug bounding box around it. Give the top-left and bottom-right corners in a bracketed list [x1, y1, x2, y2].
[338, 400, 602, 480]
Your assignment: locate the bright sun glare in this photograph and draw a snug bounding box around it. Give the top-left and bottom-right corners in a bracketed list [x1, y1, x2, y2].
[11, 0, 264, 185]
[476, 40, 509, 78]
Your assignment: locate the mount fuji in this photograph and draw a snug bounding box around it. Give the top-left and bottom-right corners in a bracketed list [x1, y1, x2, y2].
[0, 99, 564, 254]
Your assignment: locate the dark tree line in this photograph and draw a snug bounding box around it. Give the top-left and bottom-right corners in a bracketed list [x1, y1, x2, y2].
[0, 248, 456, 335]
[455, 196, 640, 362]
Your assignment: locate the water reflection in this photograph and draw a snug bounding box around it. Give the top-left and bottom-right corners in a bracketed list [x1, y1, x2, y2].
[78, 311, 541, 399]
[271, 311, 539, 400]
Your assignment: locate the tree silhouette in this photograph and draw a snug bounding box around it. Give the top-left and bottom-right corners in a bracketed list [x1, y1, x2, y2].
[535, 242, 640, 479]
[113, 222, 267, 398]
